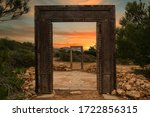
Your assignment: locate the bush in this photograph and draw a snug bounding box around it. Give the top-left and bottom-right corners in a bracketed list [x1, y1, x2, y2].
[116, 58, 133, 65]
[0, 67, 24, 99]
[134, 68, 150, 80]
[0, 38, 34, 99]
[54, 47, 96, 62]
[0, 86, 8, 99]
[116, 1, 150, 67]
[83, 54, 96, 62]
[11, 50, 35, 68]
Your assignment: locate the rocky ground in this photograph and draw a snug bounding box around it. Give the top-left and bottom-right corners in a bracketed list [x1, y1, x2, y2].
[21, 67, 36, 98]
[115, 66, 150, 99]
[85, 64, 150, 99]
[21, 63, 150, 100]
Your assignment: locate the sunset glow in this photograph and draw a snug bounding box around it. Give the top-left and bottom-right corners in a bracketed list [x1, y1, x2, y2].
[1, 0, 149, 44]
[64, 0, 103, 5]
[53, 22, 96, 50]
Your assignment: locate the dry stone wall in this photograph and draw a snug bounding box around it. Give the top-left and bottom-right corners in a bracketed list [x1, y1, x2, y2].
[21, 64, 150, 99]
[21, 67, 36, 98]
[85, 64, 150, 99]
[53, 63, 72, 71]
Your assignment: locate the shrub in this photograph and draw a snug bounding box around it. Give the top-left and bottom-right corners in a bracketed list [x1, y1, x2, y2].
[116, 1, 150, 67]
[54, 47, 96, 62]
[134, 68, 150, 80]
[0, 38, 34, 99]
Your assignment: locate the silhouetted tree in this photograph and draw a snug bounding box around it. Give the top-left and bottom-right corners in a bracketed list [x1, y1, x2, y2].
[84, 45, 96, 57]
[0, 0, 30, 22]
[116, 0, 150, 67]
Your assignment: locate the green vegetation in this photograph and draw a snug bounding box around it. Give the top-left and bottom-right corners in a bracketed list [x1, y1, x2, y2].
[116, 0, 150, 67]
[116, 0, 150, 80]
[134, 68, 150, 80]
[0, 0, 150, 99]
[54, 46, 96, 62]
[0, 38, 34, 99]
[84, 45, 96, 57]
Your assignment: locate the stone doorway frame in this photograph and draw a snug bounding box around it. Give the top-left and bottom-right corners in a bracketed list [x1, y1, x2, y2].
[35, 5, 116, 94]
[70, 46, 83, 70]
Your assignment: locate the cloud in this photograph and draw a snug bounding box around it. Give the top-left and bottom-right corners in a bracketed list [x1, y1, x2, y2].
[0, 0, 35, 42]
[53, 42, 95, 50]
[0, 24, 34, 42]
[53, 31, 96, 49]
[54, 31, 96, 39]
[54, 42, 81, 47]
[35, 0, 58, 5]
[36, 0, 103, 5]
[0, 0, 126, 45]
[66, 0, 103, 5]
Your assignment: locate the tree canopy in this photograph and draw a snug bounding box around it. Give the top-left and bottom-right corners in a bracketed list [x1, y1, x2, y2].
[0, 0, 30, 22]
[116, 0, 150, 67]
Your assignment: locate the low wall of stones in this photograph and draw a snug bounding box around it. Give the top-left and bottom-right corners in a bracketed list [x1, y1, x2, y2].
[84, 64, 150, 99]
[21, 64, 150, 99]
[53, 63, 72, 71]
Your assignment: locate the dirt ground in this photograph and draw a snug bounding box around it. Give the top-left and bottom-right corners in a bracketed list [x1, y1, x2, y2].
[34, 90, 106, 100]
[30, 61, 150, 100]
[53, 71, 96, 90]
[33, 62, 125, 100]
[33, 70, 104, 100]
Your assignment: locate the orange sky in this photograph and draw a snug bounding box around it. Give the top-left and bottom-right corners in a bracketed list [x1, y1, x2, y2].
[53, 22, 96, 50]
[2, 0, 149, 50]
[65, 0, 103, 5]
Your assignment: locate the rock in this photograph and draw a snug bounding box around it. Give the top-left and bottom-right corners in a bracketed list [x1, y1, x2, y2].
[53, 63, 72, 71]
[117, 82, 123, 87]
[141, 84, 145, 89]
[30, 91, 36, 95]
[126, 91, 141, 99]
[139, 79, 144, 85]
[24, 72, 30, 76]
[125, 84, 132, 90]
[111, 90, 117, 95]
[20, 67, 36, 99]
[117, 89, 125, 95]
[128, 78, 136, 84]
[70, 91, 82, 95]
[26, 92, 32, 97]
[29, 85, 35, 90]
[65, 68, 72, 71]
[21, 65, 150, 100]
[145, 83, 150, 89]
[85, 64, 96, 73]
[35, 94, 55, 99]
[24, 86, 29, 90]
[136, 80, 141, 85]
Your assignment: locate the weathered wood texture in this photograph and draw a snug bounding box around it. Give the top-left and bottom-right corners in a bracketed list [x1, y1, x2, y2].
[35, 5, 116, 94]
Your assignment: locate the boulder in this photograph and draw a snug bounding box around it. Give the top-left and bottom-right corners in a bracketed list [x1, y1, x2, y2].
[117, 89, 126, 96]
[53, 63, 72, 71]
[111, 90, 117, 95]
[126, 91, 141, 99]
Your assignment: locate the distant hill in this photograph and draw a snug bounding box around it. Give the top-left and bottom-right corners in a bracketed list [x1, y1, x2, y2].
[54, 47, 82, 52]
